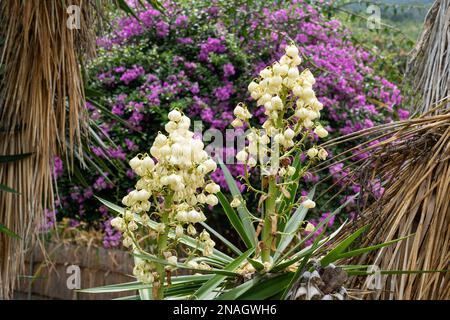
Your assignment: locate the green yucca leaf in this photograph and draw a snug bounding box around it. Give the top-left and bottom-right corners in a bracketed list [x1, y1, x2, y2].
[278, 151, 303, 218]
[247, 258, 265, 271]
[0, 183, 18, 194]
[79, 281, 152, 293]
[0, 153, 32, 163]
[200, 221, 242, 255]
[193, 248, 254, 300]
[218, 159, 256, 246]
[113, 295, 141, 300]
[336, 234, 413, 261]
[216, 192, 253, 249]
[237, 273, 294, 300]
[216, 277, 259, 300]
[81, 274, 212, 294]
[0, 223, 21, 239]
[279, 200, 347, 262]
[320, 224, 369, 266]
[274, 187, 315, 262]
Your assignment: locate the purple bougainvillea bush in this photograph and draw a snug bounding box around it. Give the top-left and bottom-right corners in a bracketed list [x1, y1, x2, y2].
[50, 0, 409, 247]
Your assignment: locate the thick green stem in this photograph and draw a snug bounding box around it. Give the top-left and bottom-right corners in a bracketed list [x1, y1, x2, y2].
[262, 175, 277, 262]
[154, 194, 173, 300]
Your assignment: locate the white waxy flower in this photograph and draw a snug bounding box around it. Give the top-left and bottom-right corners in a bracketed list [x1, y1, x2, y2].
[128, 220, 138, 231]
[284, 128, 295, 140]
[150, 146, 161, 158]
[188, 210, 201, 223]
[302, 199, 316, 209]
[270, 75, 282, 87]
[295, 107, 309, 119]
[203, 159, 217, 172]
[175, 116, 189, 131]
[141, 156, 155, 170]
[206, 194, 218, 206]
[318, 148, 328, 160]
[197, 193, 207, 204]
[279, 55, 291, 66]
[273, 133, 285, 144]
[176, 211, 188, 222]
[286, 44, 299, 58]
[167, 256, 178, 266]
[247, 157, 257, 168]
[168, 109, 182, 122]
[175, 225, 184, 237]
[271, 96, 283, 110]
[111, 217, 125, 231]
[129, 156, 142, 170]
[305, 222, 316, 233]
[307, 147, 319, 158]
[230, 197, 241, 208]
[251, 91, 262, 100]
[205, 183, 220, 194]
[165, 121, 178, 133]
[288, 67, 299, 79]
[259, 68, 272, 79]
[303, 119, 314, 129]
[291, 55, 302, 66]
[293, 85, 303, 97]
[136, 189, 151, 201]
[187, 224, 197, 235]
[312, 100, 323, 111]
[155, 223, 166, 233]
[187, 260, 199, 269]
[302, 88, 315, 100]
[231, 118, 243, 128]
[314, 126, 328, 138]
[287, 166, 296, 176]
[236, 150, 248, 162]
[154, 133, 167, 146]
[159, 144, 171, 157]
[234, 105, 246, 118]
[248, 81, 259, 93]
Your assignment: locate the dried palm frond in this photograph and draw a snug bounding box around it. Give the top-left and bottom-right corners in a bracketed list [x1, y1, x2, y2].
[406, 0, 450, 115]
[316, 103, 450, 299]
[0, 0, 95, 299]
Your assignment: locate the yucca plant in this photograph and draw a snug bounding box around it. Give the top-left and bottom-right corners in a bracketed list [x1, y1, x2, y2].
[81, 44, 411, 300]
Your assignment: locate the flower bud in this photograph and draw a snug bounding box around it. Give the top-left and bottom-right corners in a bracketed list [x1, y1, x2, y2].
[286, 44, 299, 58]
[236, 150, 248, 162]
[175, 225, 184, 237]
[305, 222, 316, 233]
[314, 126, 328, 138]
[230, 197, 241, 208]
[307, 147, 318, 158]
[206, 194, 218, 206]
[284, 128, 295, 140]
[231, 118, 243, 128]
[129, 156, 142, 170]
[318, 148, 328, 160]
[248, 81, 259, 92]
[168, 109, 182, 122]
[302, 199, 316, 209]
[187, 224, 197, 235]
